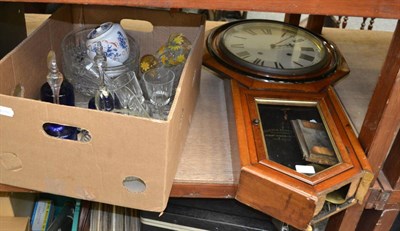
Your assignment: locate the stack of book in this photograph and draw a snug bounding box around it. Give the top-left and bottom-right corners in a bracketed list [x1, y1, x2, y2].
[291, 119, 338, 166]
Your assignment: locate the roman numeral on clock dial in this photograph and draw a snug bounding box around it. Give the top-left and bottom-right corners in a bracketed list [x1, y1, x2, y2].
[274, 62, 285, 69]
[244, 29, 257, 35]
[253, 58, 265, 66]
[261, 28, 272, 35]
[299, 53, 315, 62]
[293, 61, 304, 67]
[236, 51, 251, 59]
[301, 47, 315, 52]
[231, 44, 245, 48]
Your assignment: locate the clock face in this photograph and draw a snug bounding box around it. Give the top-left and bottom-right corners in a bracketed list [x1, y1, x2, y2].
[207, 20, 339, 82]
[220, 21, 327, 76]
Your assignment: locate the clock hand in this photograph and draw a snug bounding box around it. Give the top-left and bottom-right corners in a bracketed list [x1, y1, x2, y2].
[270, 35, 295, 48]
[277, 43, 294, 48]
[271, 43, 294, 49]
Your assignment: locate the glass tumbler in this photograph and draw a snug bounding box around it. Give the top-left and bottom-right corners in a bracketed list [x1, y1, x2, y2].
[106, 70, 148, 117]
[143, 67, 175, 120]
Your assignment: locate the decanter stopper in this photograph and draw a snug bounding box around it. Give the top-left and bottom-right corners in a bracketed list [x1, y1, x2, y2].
[46, 50, 64, 104]
[94, 42, 107, 72]
[94, 42, 115, 111]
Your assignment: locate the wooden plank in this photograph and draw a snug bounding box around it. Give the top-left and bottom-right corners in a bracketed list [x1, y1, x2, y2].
[356, 209, 399, 231]
[4, 0, 400, 19]
[326, 203, 366, 231]
[327, 21, 400, 231]
[332, 171, 399, 231]
[359, 21, 400, 156]
[387, 190, 400, 209]
[170, 183, 237, 198]
[363, 69, 400, 174]
[0, 184, 35, 193]
[382, 130, 400, 189]
[284, 14, 301, 25]
[306, 15, 325, 34]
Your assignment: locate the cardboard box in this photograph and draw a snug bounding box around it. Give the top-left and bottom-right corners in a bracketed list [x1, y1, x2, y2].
[0, 217, 30, 231]
[0, 5, 205, 212]
[0, 192, 36, 217]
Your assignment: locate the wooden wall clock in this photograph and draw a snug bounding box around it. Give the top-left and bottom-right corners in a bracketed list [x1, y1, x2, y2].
[226, 81, 373, 229]
[204, 19, 350, 92]
[203, 20, 372, 230]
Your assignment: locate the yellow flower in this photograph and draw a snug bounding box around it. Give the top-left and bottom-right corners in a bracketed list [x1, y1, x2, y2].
[173, 34, 184, 45]
[157, 45, 166, 55]
[168, 58, 178, 65]
[168, 45, 181, 51]
[140, 62, 150, 72]
[160, 55, 168, 64]
[176, 54, 186, 63]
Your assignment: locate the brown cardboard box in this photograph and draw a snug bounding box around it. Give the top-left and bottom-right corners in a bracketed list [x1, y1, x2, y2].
[0, 192, 36, 217]
[0, 217, 30, 231]
[0, 5, 205, 212]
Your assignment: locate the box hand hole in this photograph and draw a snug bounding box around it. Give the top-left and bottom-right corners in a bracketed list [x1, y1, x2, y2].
[120, 19, 154, 33]
[42, 123, 91, 142]
[122, 176, 146, 193]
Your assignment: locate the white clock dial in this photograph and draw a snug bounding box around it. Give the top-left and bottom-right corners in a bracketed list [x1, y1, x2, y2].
[220, 21, 328, 76]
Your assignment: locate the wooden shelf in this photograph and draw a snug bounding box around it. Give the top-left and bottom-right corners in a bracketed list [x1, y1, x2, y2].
[1, 2, 400, 230]
[11, 0, 400, 19]
[0, 16, 395, 197]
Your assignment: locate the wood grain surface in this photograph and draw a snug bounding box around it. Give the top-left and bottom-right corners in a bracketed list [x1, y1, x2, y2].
[5, 0, 400, 19]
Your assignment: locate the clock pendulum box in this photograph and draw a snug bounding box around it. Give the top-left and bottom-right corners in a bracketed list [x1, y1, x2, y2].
[203, 20, 373, 230]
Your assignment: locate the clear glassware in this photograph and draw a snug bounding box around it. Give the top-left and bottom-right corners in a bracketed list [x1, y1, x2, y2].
[93, 42, 115, 112]
[41, 50, 77, 140]
[61, 27, 140, 96]
[154, 33, 192, 98]
[107, 71, 148, 117]
[40, 80, 75, 106]
[155, 33, 191, 69]
[143, 67, 175, 120]
[46, 51, 63, 104]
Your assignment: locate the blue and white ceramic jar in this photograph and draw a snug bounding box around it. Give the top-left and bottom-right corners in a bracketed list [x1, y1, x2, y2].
[86, 22, 130, 67]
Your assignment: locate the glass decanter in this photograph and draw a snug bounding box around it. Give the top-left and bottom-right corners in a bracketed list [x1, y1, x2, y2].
[41, 50, 77, 140]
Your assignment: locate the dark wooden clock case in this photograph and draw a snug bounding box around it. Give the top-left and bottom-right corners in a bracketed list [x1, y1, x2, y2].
[203, 25, 373, 230]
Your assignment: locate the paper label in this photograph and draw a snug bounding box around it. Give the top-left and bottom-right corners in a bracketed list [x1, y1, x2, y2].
[0, 106, 14, 117]
[295, 165, 316, 174]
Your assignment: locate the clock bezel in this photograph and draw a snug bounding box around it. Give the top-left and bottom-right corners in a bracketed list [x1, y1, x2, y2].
[207, 19, 340, 82]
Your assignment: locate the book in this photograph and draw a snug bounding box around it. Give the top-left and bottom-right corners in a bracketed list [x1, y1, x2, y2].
[140, 198, 276, 230]
[47, 203, 74, 231]
[31, 200, 55, 231]
[71, 200, 81, 231]
[78, 200, 91, 231]
[291, 119, 338, 166]
[89, 202, 139, 231]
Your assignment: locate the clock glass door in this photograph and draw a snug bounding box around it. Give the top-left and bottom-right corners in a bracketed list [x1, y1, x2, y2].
[252, 98, 342, 176]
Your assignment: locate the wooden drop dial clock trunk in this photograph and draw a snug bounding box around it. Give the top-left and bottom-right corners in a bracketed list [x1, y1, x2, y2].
[203, 19, 373, 230]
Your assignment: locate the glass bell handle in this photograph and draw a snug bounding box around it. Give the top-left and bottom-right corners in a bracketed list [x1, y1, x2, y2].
[46, 50, 63, 104]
